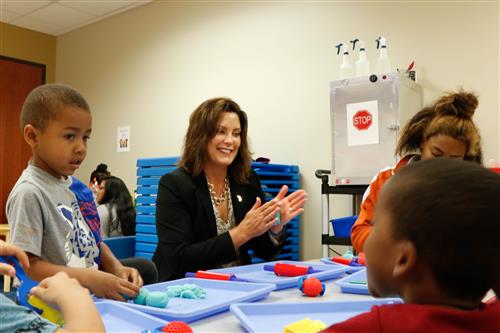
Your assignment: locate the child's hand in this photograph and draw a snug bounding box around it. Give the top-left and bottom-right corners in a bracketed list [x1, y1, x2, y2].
[0, 240, 30, 277]
[30, 271, 89, 307]
[87, 269, 140, 301]
[114, 266, 143, 288]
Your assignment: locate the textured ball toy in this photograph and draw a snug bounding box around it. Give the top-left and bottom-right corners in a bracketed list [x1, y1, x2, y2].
[159, 321, 193, 333]
[297, 276, 325, 297]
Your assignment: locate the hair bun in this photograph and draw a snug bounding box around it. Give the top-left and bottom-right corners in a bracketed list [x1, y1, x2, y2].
[96, 163, 108, 173]
[434, 90, 478, 119]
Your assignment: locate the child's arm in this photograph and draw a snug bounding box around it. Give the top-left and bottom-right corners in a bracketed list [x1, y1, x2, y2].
[26, 254, 140, 301]
[30, 272, 104, 333]
[99, 242, 143, 287]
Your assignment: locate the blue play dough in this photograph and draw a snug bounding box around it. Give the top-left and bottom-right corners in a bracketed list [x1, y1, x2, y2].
[180, 290, 196, 299]
[166, 284, 206, 299]
[121, 293, 133, 300]
[145, 291, 169, 308]
[134, 287, 149, 305]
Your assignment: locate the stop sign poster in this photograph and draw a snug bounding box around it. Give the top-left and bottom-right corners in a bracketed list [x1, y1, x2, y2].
[346, 100, 379, 146]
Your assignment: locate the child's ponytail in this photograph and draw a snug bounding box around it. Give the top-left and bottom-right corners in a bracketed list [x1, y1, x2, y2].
[433, 90, 478, 120]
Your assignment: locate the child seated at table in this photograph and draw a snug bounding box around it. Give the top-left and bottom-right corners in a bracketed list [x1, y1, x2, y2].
[0, 241, 104, 332]
[323, 158, 499, 332]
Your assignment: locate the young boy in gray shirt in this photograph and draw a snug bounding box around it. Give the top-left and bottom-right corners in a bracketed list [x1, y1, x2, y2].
[7, 84, 141, 300]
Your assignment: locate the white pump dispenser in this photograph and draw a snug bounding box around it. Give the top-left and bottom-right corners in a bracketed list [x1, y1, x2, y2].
[353, 39, 370, 77]
[376, 37, 391, 74]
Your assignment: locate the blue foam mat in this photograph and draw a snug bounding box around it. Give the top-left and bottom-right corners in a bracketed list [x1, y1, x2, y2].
[104, 278, 275, 323]
[136, 233, 158, 244]
[255, 171, 300, 180]
[230, 298, 402, 333]
[137, 166, 177, 177]
[137, 157, 179, 167]
[251, 162, 299, 173]
[136, 224, 156, 234]
[209, 260, 348, 290]
[137, 178, 160, 186]
[136, 196, 157, 205]
[95, 301, 167, 332]
[136, 215, 155, 224]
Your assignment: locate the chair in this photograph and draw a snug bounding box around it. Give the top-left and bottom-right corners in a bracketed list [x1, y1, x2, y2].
[103, 236, 136, 260]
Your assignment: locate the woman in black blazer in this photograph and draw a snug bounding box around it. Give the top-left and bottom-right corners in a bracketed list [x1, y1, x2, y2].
[153, 98, 307, 281]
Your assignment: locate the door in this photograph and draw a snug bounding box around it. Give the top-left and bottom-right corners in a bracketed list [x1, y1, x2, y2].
[0, 55, 45, 230]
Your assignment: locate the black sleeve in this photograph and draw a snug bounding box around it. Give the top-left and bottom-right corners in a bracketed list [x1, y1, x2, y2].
[153, 170, 238, 281]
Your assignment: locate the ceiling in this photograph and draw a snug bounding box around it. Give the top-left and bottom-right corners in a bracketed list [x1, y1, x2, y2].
[0, 0, 153, 36]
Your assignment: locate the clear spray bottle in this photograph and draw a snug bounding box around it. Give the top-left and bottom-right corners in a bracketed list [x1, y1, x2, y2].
[336, 43, 352, 79]
[351, 38, 370, 77]
[376, 36, 391, 74]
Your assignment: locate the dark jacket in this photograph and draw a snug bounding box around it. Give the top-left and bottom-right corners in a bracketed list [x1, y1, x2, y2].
[152, 167, 285, 281]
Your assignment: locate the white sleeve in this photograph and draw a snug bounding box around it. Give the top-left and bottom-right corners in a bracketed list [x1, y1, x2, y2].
[97, 204, 110, 238]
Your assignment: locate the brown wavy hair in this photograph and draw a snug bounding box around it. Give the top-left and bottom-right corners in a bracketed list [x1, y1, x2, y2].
[396, 90, 482, 164]
[178, 97, 252, 183]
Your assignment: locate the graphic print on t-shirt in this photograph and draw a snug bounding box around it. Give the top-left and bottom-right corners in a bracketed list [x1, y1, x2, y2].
[57, 203, 99, 268]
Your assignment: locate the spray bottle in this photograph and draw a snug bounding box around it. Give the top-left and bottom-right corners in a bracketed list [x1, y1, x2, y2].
[336, 43, 352, 79]
[376, 36, 391, 74]
[351, 38, 370, 77]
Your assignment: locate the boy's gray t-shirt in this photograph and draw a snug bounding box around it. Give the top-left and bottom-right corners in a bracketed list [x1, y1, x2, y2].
[6, 164, 100, 268]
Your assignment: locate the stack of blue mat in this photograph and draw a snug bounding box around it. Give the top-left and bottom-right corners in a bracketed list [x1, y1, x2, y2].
[134, 157, 179, 259]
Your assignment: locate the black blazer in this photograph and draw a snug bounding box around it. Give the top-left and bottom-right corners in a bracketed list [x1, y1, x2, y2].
[152, 167, 285, 281]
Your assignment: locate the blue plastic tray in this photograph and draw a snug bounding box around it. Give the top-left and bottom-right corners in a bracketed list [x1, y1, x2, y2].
[320, 257, 365, 274]
[95, 301, 167, 332]
[230, 298, 402, 333]
[209, 260, 348, 290]
[107, 278, 275, 323]
[335, 268, 369, 295]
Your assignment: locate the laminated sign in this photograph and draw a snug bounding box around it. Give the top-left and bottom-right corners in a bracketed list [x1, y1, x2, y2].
[346, 100, 379, 146]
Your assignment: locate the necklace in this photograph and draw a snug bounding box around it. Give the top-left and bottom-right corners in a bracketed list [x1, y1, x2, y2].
[207, 176, 229, 206]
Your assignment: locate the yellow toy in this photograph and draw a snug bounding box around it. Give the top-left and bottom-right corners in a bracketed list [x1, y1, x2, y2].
[28, 295, 64, 326]
[0, 256, 64, 326]
[283, 318, 326, 333]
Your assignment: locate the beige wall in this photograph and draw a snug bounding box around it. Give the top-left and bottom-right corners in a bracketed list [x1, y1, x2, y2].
[0, 22, 56, 82]
[56, 1, 499, 260]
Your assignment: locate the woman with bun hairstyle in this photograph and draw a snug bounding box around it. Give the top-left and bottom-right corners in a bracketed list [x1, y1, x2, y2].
[97, 176, 136, 238]
[89, 163, 111, 197]
[351, 90, 483, 252]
